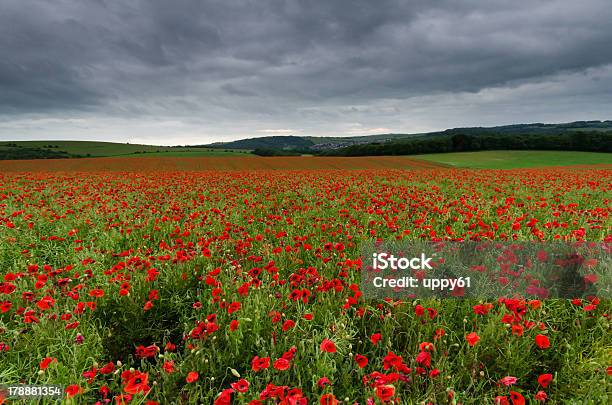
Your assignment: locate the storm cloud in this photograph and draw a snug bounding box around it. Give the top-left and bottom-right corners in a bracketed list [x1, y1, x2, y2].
[1, 0, 611, 143]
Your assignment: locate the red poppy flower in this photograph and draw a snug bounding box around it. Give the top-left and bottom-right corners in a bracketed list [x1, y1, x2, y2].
[512, 324, 524, 337]
[0, 301, 11, 313]
[419, 341, 434, 352]
[186, 371, 199, 383]
[162, 361, 175, 374]
[466, 332, 480, 347]
[282, 319, 296, 331]
[281, 346, 297, 361]
[375, 384, 395, 402]
[273, 358, 290, 371]
[228, 301, 241, 314]
[537, 373, 553, 388]
[535, 334, 550, 349]
[230, 378, 249, 393]
[82, 367, 97, 384]
[124, 371, 150, 394]
[317, 377, 332, 387]
[416, 351, 431, 368]
[89, 288, 105, 298]
[115, 394, 132, 405]
[135, 344, 159, 359]
[495, 396, 509, 405]
[354, 354, 368, 368]
[529, 300, 542, 310]
[230, 319, 239, 331]
[509, 391, 525, 405]
[99, 362, 115, 374]
[320, 393, 338, 405]
[535, 391, 547, 401]
[370, 333, 382, 345]
[251, 356, 270, 372]
[499, 376, 518, 386]
[320, 338, 337, 353]
[214, 388, 233, 405]
[65, 385, 83, 398]
[39, 357, 57, 370]
[415, 304, 425, 317]
[473, 303, 493, 315]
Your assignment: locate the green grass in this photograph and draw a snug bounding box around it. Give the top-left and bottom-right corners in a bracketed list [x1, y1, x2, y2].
[413, 150, 612, 169]
[2, 140, 246, 157]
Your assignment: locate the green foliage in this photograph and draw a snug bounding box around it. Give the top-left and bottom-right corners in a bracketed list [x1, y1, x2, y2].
[324, 131, 612, 156]
[208, 136, 315, 150]
[252, 148, 304, 156]
[0, 141, 245, 160]
[0, 146, 72, 160]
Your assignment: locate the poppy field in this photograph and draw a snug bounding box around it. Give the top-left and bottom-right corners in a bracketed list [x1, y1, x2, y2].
[0, 158, 610, 404]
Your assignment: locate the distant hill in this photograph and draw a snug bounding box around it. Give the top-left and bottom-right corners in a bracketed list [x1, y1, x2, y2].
[322, 131, 611, 156]
[206, 133, 425, 150]
[438, 120, 612, 136]
[206, 135, 315, 150]
[204, 120, 612, 151]
[0, 141, 246, 160]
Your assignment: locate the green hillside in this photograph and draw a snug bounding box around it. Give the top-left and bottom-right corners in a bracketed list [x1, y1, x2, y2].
[207, 136, 314, 150]
[0, 141, 246, 160]
[304, 133, 426, 145]
[413, 150, 612, 169]
[206, 120, 612, 150]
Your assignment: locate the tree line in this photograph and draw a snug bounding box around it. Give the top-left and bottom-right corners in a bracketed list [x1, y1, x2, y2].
[320, 131, 611, 156]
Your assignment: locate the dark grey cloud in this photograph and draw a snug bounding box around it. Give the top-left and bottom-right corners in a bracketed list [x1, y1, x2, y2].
[0, 0, 611, 143]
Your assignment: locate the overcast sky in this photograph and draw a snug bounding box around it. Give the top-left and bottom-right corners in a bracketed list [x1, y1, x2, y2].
[1, 0, 611, 145]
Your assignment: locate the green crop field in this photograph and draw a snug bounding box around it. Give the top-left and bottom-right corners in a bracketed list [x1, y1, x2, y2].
[1, 141, 245, 158]
[413, 150, 612, 169]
